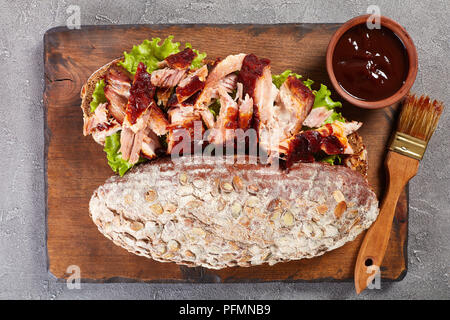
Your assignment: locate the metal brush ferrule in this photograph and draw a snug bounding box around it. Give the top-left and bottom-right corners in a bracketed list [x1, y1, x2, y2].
[389, 132, 427, 160]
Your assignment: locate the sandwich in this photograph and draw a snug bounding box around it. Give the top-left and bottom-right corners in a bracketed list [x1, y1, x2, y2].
[80, 36, 378, 268]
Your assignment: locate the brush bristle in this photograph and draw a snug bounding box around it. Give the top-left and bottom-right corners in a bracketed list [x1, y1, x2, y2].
[397, 94, 444, 141]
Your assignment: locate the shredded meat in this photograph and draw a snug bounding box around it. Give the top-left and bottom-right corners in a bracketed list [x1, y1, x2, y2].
[176, 65, 208, 103]
[303, 107, 334, 128]
[151, 68, 186, 88]
[164, 48, 196, 70]
[208, 86, 239, 145]
[279, 121, 363, 167]
[195, 53, 245, 111]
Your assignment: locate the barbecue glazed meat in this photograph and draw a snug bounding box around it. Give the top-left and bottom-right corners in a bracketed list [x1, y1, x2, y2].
[195, 53, 246, 111]
[120, 62, 158, 164]
[280, 121, 362, 167]
[166, 106, 203, 155]
[277, 76, 314, 135]
[208, 86, 239, 145]
[176, 65, 208, 103]
[160, 48, 196, 70]
[81, 47, 365, 174]
[103, 65, 133, 124]
[239, 55, 316, 158]
[150, 68, 186, 88]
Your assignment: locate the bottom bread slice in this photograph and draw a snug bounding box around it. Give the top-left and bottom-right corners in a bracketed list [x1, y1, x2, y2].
[89, 156, 379, 269]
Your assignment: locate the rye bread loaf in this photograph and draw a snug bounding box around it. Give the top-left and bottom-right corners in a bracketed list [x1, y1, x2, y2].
[89, 156, 379, 269]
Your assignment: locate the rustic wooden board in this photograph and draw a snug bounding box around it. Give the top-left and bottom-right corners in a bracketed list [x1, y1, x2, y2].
[44, 24, 408, 282]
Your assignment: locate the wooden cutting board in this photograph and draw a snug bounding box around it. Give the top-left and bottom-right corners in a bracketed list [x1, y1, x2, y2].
[44, 24, 408, 282]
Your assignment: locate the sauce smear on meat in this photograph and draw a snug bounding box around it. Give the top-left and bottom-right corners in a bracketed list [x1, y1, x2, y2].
[126, 62, 155, 125]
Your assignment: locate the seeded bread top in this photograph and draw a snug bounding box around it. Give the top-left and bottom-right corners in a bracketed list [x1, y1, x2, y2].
[89, 157, 378, 269]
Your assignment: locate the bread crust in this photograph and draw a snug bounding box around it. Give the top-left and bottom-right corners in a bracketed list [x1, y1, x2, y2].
[80, 58, 123, 118]
[89, 156, 379, 269]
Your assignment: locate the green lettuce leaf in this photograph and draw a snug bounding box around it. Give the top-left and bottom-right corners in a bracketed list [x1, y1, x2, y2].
[103, 131, 146, 176]
[312, 84, 342, 110]
[185, 43, 207, 69]
[323, 110, 345, 124]
[313, 84, 345, 123]
[89, 79, 107, 113]
[302, 78, 314, 90]
[208, 99, 221, 120]
[118, 36, 206, 75]
[272, 70, 313, 89]
[321, 154, 342, 165]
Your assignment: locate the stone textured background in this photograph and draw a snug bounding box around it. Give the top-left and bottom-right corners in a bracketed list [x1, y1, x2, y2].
[0, 0, 448, 299]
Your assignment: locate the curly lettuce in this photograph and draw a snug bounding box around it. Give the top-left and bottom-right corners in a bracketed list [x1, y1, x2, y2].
[89, 79, 107, 113]
[312, 84, 344, 124]
[312, 84, 342, 110]
[272, 70, 313, 90]
[118, 36, 207, 75]
[185, 43, 207, 69]
[104, 131, 146, 176]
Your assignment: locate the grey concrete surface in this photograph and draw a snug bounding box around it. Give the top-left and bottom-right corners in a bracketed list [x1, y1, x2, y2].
[0, 0, 448, 300]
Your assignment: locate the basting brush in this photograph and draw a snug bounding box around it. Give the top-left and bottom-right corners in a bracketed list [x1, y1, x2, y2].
[354, 94, 444, 294]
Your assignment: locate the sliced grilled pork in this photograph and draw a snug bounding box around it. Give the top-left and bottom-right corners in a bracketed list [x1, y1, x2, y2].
[119, 126, 145, 164]
[303, 106, 334, 128]
[234, 82, 253, 130]
[200, 109, 216, 129]
[198, 73, 239, 128]
[104, 86, 126, 124]
[209, 73, 238, 100]
[83, 102, 109, 136]
[102, 65, 133, 124]
[176, 65, 208, 103]
[150, 68, 186, 88]
[123, 62, 155, 131]
[279, 121, 363, 167]
[239, 56, 317, 157]
[106, 65, 133, 98]
[166, 110, 204, 155]
[238, 93, 253, 130]
[277, 76, 314, 136]
[119, 62, 157, 164]
[151, 48, 197, 88]
[195, 53, 246, 111]
[83, 102, 122, 144]
[147, 104, 169, 136]
[238, 54, 279, 153]
[141, 128, 161, 160]
[159, 48, 196, 70]
[91, 124, 121, 145]
[208, 86, 239, 145]
[156, 87, 173, 108]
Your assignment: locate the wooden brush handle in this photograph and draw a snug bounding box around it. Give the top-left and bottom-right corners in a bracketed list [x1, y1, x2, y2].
[354, 151, 419, 294]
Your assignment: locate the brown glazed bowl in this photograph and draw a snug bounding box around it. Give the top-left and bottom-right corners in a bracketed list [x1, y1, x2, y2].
[326, 15, 418, 109]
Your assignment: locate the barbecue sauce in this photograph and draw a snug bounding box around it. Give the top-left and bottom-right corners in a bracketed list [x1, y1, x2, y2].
[332, 24, 409, 101]
[126, 62, 155, 125]
[284, 125, 345, 168]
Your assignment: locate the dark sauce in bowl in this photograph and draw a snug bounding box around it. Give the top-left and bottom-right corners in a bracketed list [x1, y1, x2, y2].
[332, 24, 409, 102]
